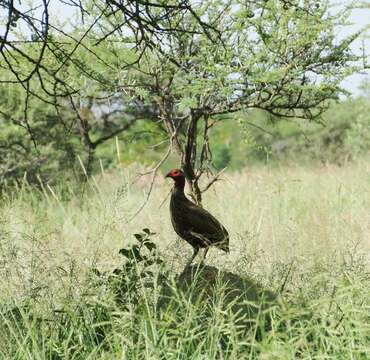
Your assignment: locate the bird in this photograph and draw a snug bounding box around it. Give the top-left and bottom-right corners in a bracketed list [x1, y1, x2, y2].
[165, 168, 229, 267]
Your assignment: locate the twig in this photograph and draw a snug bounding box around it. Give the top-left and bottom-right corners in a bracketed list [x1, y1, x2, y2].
[279, 260, 295, 294]
[200, 167, 227, 193]
[158, 187, 172, 210]
[128, 142, 172, 222]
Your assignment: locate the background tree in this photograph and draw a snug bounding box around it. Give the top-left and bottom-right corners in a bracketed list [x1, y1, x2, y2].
[0, 0, 367, 199]
[90, 0, 364, 203]
[0, 0, 221, 184]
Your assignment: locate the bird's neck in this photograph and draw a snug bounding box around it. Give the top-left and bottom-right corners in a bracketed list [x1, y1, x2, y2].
[172, 180, 186, 198]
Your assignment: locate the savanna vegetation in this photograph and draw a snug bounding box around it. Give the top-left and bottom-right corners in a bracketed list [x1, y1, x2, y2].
[0, 0, 369, 358]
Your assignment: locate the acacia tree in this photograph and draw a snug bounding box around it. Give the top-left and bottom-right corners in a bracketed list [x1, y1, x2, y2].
[0, 0, 218, 95]
[0, 0, 366, 199]
[90, 0, 363, 203]
[0, 0, 222, 183]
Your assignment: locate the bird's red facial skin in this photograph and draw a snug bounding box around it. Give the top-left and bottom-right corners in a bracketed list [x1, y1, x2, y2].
[166, 169, 183, 179]
[166, 169, 185, 188]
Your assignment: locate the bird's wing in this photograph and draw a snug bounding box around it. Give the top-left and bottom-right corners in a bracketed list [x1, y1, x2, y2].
[181, 201, 229, 241]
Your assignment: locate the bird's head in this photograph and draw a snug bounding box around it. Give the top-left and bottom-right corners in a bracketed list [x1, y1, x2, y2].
[165, 169, 185, 187]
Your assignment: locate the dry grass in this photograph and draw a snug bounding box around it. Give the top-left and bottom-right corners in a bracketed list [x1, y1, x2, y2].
[0, 162, 369, 359]
[1, 161, 370, 297]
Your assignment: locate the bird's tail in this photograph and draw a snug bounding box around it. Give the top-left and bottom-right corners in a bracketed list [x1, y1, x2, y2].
[221, 245, 230, 253]
[218, 237, 229, 253]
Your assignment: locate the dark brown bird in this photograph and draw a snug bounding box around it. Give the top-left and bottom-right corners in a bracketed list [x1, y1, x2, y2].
[166, 169, 229, 266]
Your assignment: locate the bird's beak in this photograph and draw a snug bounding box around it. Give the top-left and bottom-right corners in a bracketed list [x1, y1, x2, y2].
[165, 171, 172, 178]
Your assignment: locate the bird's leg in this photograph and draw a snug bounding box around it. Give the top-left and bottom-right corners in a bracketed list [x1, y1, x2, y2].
[186, 247, 199, 268]
[201, 247, 209, 265]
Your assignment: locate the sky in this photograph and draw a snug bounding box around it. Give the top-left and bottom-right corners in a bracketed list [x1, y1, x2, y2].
[338, 5, 370, 96]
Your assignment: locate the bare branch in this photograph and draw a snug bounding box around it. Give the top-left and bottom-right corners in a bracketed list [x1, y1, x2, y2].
[200, 167, 227, 194]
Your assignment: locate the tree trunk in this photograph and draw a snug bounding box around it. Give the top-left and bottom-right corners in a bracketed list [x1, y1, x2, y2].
[76, 112, 95, 177]
[157, 95, 204, 204]
[183, 111, 202, 205]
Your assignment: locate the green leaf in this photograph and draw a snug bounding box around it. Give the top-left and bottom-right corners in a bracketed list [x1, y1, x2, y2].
[143, 241, 157, 252]
[134, 233, 143, 242]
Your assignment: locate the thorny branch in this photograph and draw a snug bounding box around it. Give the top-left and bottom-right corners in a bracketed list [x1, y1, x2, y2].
[129, 131, 176, 221]
[0, 0, 223, 170]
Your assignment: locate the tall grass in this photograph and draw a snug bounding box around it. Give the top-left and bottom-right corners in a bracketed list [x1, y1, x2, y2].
[0, 162, 369, 359]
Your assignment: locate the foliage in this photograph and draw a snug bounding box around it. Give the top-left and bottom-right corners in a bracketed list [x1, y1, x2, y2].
[251, 97, 370, 165]
[0, 82, 81, 186]
[1, 76, 370, 188]
[0, 163, 370, 358]
[0, 0, 366, 195]
[201, 97, 370, 168]
[0, 234, 369, 359]
[212, 143, 232, 170]
[99, 0, 363, 201]
[95, 228, 164, 310]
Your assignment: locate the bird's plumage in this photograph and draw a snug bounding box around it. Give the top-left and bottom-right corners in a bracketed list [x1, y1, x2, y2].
[170, 186, 229, 252]
[166, 169, 229, 264]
